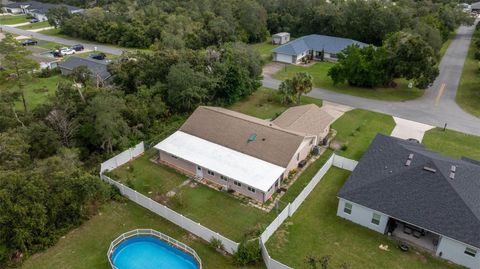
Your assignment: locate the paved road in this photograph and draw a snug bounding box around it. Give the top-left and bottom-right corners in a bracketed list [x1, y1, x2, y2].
[1, 25, 123, 55]
[263, 23, 480, 136]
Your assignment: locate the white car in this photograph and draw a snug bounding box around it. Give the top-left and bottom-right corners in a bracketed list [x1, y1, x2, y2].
[60, 47, 76, 56]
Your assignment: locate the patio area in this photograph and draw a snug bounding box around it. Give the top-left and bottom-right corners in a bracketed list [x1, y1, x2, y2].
[390, 221, 440, 253]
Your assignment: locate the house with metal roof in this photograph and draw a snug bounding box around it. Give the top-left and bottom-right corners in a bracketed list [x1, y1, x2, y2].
[337, 134, 480, 269]
[154, 105, 334, 202]
[272, 34, 368, 64]
[58, 56, 112, 85]
[2, 1, 83, 21]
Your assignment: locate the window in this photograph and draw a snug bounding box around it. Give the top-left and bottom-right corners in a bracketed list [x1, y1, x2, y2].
[171, 155, 178, 159]
[371, 213, 381, 225]
[297, 153, 300, 161]
[465, 247, 477, 257]
[234, 181, 241, 187]
[343, 202, 352, 214]
[247, 186, 256, 193]
[220, 175, 228, 181]
[207, 170, 215, 176]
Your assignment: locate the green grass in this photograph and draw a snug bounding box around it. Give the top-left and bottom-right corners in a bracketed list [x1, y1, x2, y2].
[251, 40, 277, 63]
[230, 87, 322, 119]
[20, 200, 263, 269]
[272, 62, 424, 101]
[423, 128, 480, 160]
[109, 150, 187, 196]
[266, 167, 462, 269]
[0, 15, 28, 25]
[0, 75, 63, 110]
[455, 30, 480, 117]
[331, 109, 395, 160]
[17, 21, 50, 30]
[36, 41, 66, 50]
[110, 150, 275, 241]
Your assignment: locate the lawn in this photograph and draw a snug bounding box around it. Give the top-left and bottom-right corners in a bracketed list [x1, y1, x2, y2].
[20, 200, 264, 269]
[251, 40, 277, 63]
[272, 62, 424, 101]
[109, 150, 276, 241]
[455, 29, 480, 117]
[266, 167, 462, 269]
[36, 41, 66, 50]
[422, 128, 480, 160]
[230, 87, 322, 119]
[331, 109, 395, 160]
[17, 21, 50, 30]
[0, 75, 63, 110]
[0, 15, 28, 25]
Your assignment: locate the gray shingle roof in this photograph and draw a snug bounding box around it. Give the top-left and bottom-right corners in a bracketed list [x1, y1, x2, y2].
[272, 34, 368, 56]
[338, 134, 480, 248]
[59, 56, 111, 81]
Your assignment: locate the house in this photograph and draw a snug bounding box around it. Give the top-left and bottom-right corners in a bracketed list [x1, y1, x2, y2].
[272, 34, 368, 64]
[58, 56, 112, 85]
[2, 1, 83, 21]
[30, 54, 59, 69]
[272, 32, 290, 45]
[154, 105, 333, 202]
[471, 2, 480, 12]
[337, 134, 480, 269]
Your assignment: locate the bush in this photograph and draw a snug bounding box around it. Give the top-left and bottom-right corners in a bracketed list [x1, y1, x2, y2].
[474, 50, 480, 61]
[233, 238, 261, 266]
[209, 237, 223, 250]
[340, 144, 348, 151]
[37, 67, 60, 78]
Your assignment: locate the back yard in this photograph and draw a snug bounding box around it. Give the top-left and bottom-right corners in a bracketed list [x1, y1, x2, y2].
[266, 167, 462, 269]
[20, 200, 264, 269]
[272, 62, 424, 101]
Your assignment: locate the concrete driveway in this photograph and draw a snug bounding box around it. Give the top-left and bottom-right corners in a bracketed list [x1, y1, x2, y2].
[390, 117, 434, 142]
[262, 21, 480, 136]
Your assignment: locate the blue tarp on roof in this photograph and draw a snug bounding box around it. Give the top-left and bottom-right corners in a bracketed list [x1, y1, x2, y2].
[272, 34, 368, 56]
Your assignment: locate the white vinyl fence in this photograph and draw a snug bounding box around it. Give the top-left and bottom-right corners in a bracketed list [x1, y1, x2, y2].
[259, 153, 358, 269]
[99, 142, 239, 254]
[100, 142, 145, 173]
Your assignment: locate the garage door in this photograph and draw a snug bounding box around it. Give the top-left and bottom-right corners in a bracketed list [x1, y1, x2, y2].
[275, 53, 293, 63]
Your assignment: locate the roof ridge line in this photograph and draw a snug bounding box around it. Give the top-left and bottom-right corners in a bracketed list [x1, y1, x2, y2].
[281, 105, 315, 128]
[202, 106, 306, 138]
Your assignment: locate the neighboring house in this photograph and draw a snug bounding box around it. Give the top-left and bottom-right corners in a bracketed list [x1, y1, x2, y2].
[58, 56, 112, 85]
[30, 54, 59, 69]
[337, 134, 480, 269]
[2, 1, 83, 21]
[471, 2, 480, 12]
[272, 32, 290, 45]
[272, 34, 368, 64]
[154, 105, 333, 202]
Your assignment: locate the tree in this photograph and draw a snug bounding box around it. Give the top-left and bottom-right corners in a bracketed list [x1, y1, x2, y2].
[384, 31, 439, 89]
[278, 72, 313, 104]
[0, 129, 30, 170]
[70, 65, 92, 88]
[46, 6, 71, 28]
[25, 122, 61, 159]
[0, 34, 39, 112]
[166, 62, 208, 112]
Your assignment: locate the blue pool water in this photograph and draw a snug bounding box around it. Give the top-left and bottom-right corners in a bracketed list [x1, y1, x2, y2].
[111, 236, 199, 269]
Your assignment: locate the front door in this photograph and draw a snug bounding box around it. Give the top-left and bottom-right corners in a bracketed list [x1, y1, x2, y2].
[196, 165, 203, 177]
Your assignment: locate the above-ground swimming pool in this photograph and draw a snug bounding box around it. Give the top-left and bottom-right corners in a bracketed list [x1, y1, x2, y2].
[108, 229, 201, 269]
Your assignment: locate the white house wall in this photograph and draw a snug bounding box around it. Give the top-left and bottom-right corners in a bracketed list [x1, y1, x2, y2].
[436, 236, 480, 269]
[336, 198, 388, 234]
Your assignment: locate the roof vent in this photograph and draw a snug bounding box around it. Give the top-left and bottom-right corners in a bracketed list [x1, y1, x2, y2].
[423, 166, 436, 173]
[247, 133, 257, 142]
[449, 165, 456, 179]
[405, 153, 414, 166]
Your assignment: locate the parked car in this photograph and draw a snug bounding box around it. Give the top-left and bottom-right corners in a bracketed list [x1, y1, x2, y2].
[52, 50, 62, 57]
[60, 47, 76, 56]
[71, 44, 84, 52]
[21, 39, 38, 46]
[30, 18, 39, 23]
[90, 52, 106, 60]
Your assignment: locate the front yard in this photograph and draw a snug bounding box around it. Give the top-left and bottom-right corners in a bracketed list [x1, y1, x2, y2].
[0, 15, 28, 25]
[422, 128, 480, 160]
[20, 201, 264, 269]
[331, 109, 396, 160]
[272, 62, 424, 101]
[266, 167, 462, 269]
[229, 87, 322, 119]
[17, 21, 50, 30]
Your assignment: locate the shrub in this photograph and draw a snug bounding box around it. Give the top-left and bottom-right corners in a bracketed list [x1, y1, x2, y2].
[233, 238, 261, 266]
[209, 237, 223, 250]
[125, 177, 135, 189]
[340, 144, 348, 151]
[37, 67, 60, 78]
[475, 50, 480, 60]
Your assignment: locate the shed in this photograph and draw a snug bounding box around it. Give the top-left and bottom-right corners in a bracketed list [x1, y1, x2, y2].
[272, 32, 290, 45]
